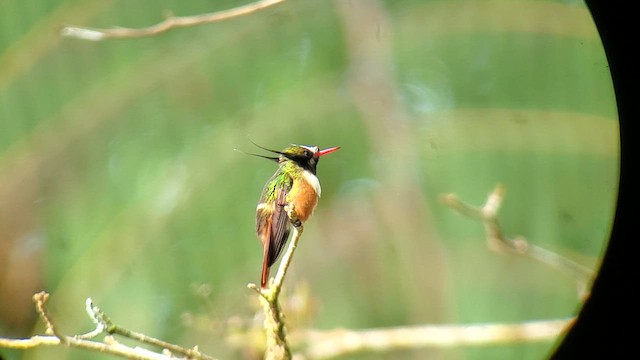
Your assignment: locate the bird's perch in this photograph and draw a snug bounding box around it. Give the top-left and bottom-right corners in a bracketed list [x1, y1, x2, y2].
[248, 207, 304, 360]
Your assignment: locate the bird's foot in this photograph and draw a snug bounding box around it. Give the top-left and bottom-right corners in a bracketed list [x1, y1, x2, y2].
[284, 204, 302, 228]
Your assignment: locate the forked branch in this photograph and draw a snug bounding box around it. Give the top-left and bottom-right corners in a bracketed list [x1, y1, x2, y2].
[440, 184, 594, 298]
[0, 292, 216, 360]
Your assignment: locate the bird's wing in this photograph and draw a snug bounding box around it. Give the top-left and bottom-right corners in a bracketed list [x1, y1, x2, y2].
[268, 178, 292, 267]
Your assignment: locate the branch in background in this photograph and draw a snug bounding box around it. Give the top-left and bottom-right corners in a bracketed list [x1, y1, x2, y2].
[88, 299, 214, 360]
[0, 291, 216, 360]
[297, 318, 574, 359]
[60, 0, 286, 41]
[440, 184, 594, 298]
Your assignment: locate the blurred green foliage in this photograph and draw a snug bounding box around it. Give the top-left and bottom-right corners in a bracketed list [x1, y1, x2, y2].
[0, 0, 617, 359]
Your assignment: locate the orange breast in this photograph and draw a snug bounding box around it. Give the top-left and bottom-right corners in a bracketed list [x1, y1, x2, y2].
[288, 178, 319, 223]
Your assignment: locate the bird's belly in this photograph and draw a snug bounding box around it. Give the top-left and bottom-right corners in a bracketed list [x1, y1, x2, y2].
[288, 179, 319, 223]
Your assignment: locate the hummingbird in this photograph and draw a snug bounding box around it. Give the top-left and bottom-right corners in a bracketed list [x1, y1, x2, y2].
[247, 143, 340, 288]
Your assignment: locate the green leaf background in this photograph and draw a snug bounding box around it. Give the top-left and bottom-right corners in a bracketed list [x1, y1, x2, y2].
[0, 0, 618, 359]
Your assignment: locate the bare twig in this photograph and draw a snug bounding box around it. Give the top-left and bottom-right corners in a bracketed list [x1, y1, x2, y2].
[247, 226, 303, 360]
[247, 207, 306, 360]
[0, 334, 171, 360]
[268, 218, 305, 298]
[86, 299, 215, 360]
[76, 298, 107, 340]
[32, 292, 68, 344]
[0, 292, 217, 360]
[297, 318, 575, 358]
[440, 184, 594, 298]
[60, 0, 286, 41]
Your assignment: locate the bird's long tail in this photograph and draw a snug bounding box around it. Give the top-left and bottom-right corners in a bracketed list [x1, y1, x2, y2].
[261, 242, 270, 288]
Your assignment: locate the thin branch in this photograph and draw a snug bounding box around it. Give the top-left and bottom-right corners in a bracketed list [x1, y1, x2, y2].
[76, 298, 106, 340]
[297, 318, 574, 359]
[247, 226, 303, 360]
[32, 292, 68, 344]
[86, 299, 215, 360]
[440, 184, 594, 298]
[0, 292, 217, 360]
[247, 206, 305, 360]
[60, 0, 286, 41]
[270, 224, 305, 298]
[0, 334, 170, 360]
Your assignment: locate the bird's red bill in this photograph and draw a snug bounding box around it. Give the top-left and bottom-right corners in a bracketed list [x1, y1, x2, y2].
[316, 146, 340, 157]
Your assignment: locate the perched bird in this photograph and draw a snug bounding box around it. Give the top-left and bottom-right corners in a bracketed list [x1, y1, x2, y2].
[250, 143, 340, 288]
